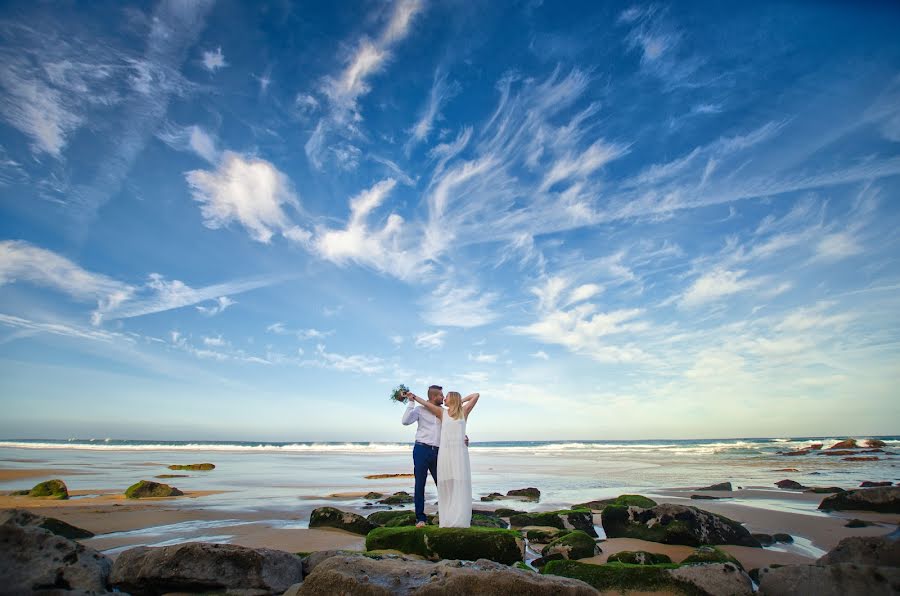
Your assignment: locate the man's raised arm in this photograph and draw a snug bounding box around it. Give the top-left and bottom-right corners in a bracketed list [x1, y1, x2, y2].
[401, 399, 418, 425]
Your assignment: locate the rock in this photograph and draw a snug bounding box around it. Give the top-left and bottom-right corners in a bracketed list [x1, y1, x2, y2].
[509, 510, 597, 537]
[364, 491, 384, 499]
[776, 479, 805, 490]
[681, 545, 744, 570]
[0, 509, 111, 593]
[697, 482, 732, 491]
[523, 526, 565, 543]
[471, 513, 509, 529]
[828, 439, 858, 449]
[805, 486, 845, 494]
[154, 474, 188, 478]
[753, 533, 775, 546]
[772, 468, 800, 472]
[601, 503, 761, 547]
[818, 486, 900, 513]
[531, 552, 565, 569]
[480, 492, 505, 502]
[507, 487, 541, 501]
[691, 494, 722, 500]
[606, 550, 672, 565]
[781, 450, 809, 456]
[0, 509, 94, 540]
[757, 563, 900, 596]
[860, 481, 892, 488]
[864, 439, 887, 448]
[25, 479, 69, 500]
[301, 549, 362, 576]
[109, 542, 302, 595]
[494, 508, 525, 517]
[310, 507, 377, 535]
[124, 480, 183, 499]
[365, 473, 415, 479]
[845, 519, 876, 528]
[807, 443, 824, 450]
[541, 531, 601, 560]
[365, 526, 524, 564]
[297, 555, 598, 595]
[863, 449, 886, 453]
[817, 535, 900, 567]
[379, 491, 414, 505]
[367, 510, 425, 527]
[167, 463, 215, 470]
[543, 560, 751, 595]
[773, 533, 793, 544]
[669, 563, 753, 595]
[283, 583, 303, 596]
[819, 450, 858, 456]
[844, 456, 879, 462]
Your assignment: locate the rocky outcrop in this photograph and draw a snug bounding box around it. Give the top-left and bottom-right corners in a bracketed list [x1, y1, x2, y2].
[844, 456, 879, 462]
[805, 486, 845, 494]
[366, 510, 429, 527]
[507, 487, 541, 501]
[817, 535, 900, 567]
[681, 545, 743, 570]
[523, 526, 565, 543]
[818, 486, 900, 513]
[493, 508, 525, 517]
[697, 482, 732, 491]
[780, 449, 810, 456]
[167, 463, 215, 470]
[509, 510, 597, 537]
[827, 439, 858, 449]
[757, 563, 900, 595]
[775, 479, 805, 490]
[864, 439, 887, 448]
[364, 491, 384, 499]
[541, 530, 600, 560]
[309, 507, 377, 535]
[0, 509, 111, 593]
[0, 508, 93, 539]
[379, 491, 414, 505]
[22, 479, 69, 500]
[860, 481, 892, 488]
[365, 526, 524, 564]
[691, 494, 722, 500]
[606, 550, 672, 565]
[480, 492, 505, 502]
[124, 480, 184, 499]
[601, 503, 761, 547]
[109, 542, 302, 595]
[297, 555, 598, 595]
[544, 560, 752, 595]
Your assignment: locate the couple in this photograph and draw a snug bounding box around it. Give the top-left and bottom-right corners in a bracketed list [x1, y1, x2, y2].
[401, 385, 480, 528]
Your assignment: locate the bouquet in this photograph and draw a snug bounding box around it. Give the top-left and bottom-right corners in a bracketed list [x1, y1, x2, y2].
[390, 384, 411, 404]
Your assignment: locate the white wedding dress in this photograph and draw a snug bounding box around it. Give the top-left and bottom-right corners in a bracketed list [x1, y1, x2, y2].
[437, 413, 471, 528]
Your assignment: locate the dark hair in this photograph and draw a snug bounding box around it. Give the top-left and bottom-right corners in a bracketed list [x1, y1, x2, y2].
[428, 385, 443, 391]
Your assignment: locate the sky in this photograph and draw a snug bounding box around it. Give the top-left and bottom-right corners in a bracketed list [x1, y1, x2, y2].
[1, 0, 899, 442]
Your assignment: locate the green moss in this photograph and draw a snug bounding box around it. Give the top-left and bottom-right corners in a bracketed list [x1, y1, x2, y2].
[365, 526, 523, 564]
[514, 561, 535, 572]
[606, 551, 673, 565]
[125, 480, 183, 499]
[604, 495, 657, 508]
[681, 546, 743, 570]
[367, 511, 421, 527]
[295, 551, 311, 558]
[524, 527, 564, 542]
[364, 492, 384, 500]
[543, 561, 701, 595]
[167, 463, 215, 470]
[494, 508, 525, 517]
[600, 506, 697, 545]
[380, 491, 414, 505]
[472, 513, 508, 528]
[28, 479, 68, 500]
[309, 507, 376, 535]
[541, 530, 599, 560]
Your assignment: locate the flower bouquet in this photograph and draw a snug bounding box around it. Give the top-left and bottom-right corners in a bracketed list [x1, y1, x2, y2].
[390, 384, 411, 404]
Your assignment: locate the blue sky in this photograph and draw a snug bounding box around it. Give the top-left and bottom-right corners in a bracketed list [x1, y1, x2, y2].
[1, 1, 899, 441]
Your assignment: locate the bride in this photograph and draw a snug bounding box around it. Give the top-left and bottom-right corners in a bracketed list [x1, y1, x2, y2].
[406, 390, 480, 527]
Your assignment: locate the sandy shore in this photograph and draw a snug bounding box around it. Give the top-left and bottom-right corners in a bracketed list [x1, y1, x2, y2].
[0, 468, 90, 481]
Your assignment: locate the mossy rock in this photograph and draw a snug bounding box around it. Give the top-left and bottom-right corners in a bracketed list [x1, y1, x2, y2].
[523, 526, 565, 543]
[494, 508, 526, 517]
[167, 463, 215, 471]
[481, 492, 505, 502]
[155, 474, 188, 479]
[472, 513, 509, 528]
[576, 495, 657, 510]
[367, 510, 419, 527]
[541, 530, 600, 560]
[28, 479, 69, 500]
[379, 491, 414, 505]
[509, 509, 596, 537]
[364, 491, 384, 500]
[607, 550, 673, 565]
[125, 480, 184, 499]
[681, 545, 743, 570]
[507, 487, 541, 501]
[542, 561, 699, 595]
[9, 490, 30, 496]
[310, 507, 376, 535]
[601, 503, 759, 547]
[365, 526, 524, 564]
[514, 561, 535, 572]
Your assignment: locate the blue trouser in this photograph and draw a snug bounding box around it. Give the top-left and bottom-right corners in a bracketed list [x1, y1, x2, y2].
[413, 442, 439, 522]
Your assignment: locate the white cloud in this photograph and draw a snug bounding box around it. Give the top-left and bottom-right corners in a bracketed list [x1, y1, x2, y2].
[679, 268, 765, 308]
[266, 322, 331, 340]
[406, 71, 457, 152]
[311, 344, 383, 375]
[157, 124, 219, 163]
[814, 232, 862, 262]
[531, 350, 550, 360]
[566, 283, 603, 306]
[421, 282, 498, 328]
[469, 351, 497, 363]
[539, 140, 630, 192]
[203, 335, 227, 347]
[415, 330, 446, 349]
[186, 151, 301, 244]
[202, 47, 227, 72]
[195, 296, 235, 316]
[390, 335, 404, 346]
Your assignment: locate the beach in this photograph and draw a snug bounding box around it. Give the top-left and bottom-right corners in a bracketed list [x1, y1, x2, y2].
[1, 436, 897, 573]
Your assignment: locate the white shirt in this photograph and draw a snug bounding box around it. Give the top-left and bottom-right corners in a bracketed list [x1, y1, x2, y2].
[402, 403, 441, 447]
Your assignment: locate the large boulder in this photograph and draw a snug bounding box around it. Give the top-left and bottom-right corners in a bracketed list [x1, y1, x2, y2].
[0, 508, 93, 539]
[541, 531, 600, 560]
[681, 545, 743, 570]
[861, 481, 893, 488]
[109, 542, 302, 595]
[601, 503, 761, 547]
[309, 507, 376, 535]
[818, 486, 900, 513]
[543, 560, 752, 595]
[509, 509, 597, 537]
[697, 482, 732, 491]
[124, 480, 183, 499]
[366, 510, 432, 527]
[0, 509, 111, 593]
[298, 555, 598, 595]
[507, 487, 541, 501]
[775, 479, 805, 490]
[523, 526, 565, 543]
[757, 563, 900, 596]
[167, 463, 215, 470]
[864, 439, 887, 448]
[28, 479, 70, 499]
[365, 526, 524, 564]
[827, 438, 858, 449]
[817, 535, 900, 567]
[606, 551, 672, 565]
[575, 495, 657, 511]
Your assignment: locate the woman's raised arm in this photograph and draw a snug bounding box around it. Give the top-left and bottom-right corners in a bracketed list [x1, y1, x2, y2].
[463, 392, 480, 416]
[406, 391, 444, 419]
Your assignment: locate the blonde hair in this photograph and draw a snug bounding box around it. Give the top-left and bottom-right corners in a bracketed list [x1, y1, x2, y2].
[446, 391, 463, 420]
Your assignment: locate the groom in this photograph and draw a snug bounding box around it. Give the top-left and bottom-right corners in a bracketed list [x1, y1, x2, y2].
[401, 385, 443, 527]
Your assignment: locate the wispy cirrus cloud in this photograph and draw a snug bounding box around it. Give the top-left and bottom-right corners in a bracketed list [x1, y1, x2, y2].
[405, 70, 458, 154]
[421, 282, 498, 328]
[414, 330, 446, 350]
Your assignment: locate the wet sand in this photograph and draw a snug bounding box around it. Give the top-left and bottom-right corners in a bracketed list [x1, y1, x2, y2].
[0, 468, 91, 481]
